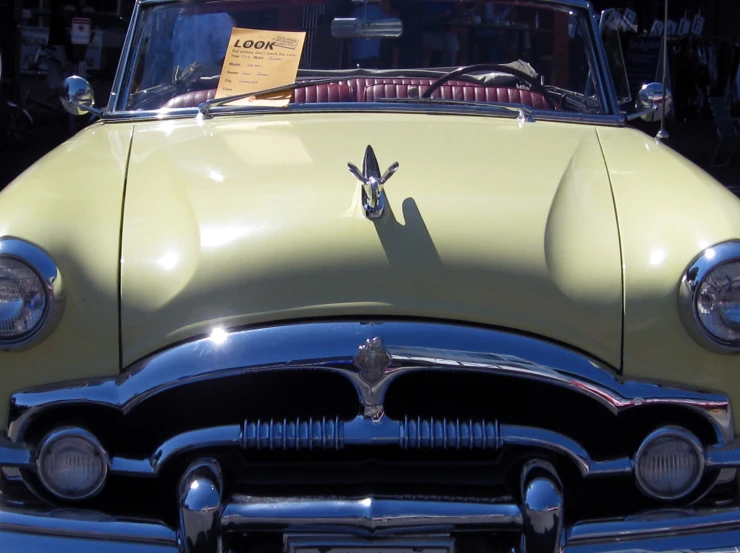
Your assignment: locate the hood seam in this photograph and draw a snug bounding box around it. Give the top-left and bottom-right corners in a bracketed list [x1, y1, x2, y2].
[118, 125, 136, 371]
[594, 127, 625, 374]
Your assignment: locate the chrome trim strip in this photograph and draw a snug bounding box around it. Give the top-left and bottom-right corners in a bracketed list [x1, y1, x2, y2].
[137, 0, 592, 8]
[0, 497, 177, 545]
[0, 236, 65, 351]
[2, 416, 639, 480]
[0, 440, 31, 468]
[706, 436, 740, 468]
[24, 415, 740, 482]
[678, 240, 740, 353]
[220, 496, 524, 534]
[112, 425, 242, 476]
[100, 417, 633, 478]
[6, 320, 734, 445]
[108, 0, 142, 113]
[97, 104, 627, 126]
[586, 2, 620, 116]
[566, 506, 740, 543]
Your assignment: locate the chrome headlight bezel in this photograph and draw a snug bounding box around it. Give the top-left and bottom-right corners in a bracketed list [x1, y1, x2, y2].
[679, 240, 740, 353]
[0, 237, 65, 350]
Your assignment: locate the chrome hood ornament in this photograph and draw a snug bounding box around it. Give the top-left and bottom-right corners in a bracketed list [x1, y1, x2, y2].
[353, 337, 392, 386]
[347, 146, 399, 220]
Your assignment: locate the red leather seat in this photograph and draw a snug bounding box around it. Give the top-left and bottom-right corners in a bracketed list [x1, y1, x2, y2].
[293, 83, 354, 103]
[343, 78, 470, 101]
[162, 83, 353, 109]
[159, 79, 552, 111]
[364, 82, 554, 110]
[163, 89, 217, 109]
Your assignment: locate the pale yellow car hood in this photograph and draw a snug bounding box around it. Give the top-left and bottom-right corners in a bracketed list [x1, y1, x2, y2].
[121, 113, 622, 367]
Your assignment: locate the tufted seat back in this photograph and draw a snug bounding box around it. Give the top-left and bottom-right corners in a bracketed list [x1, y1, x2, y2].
[364, 83, 554, 110]
[159, 79, 552, 111]
[293, 83, 353, 103]
[163, 88, 217, 109]
[163, 83, 353, 109]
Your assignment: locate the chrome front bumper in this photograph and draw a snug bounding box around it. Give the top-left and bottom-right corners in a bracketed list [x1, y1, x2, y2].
[5, 494, 740, 553]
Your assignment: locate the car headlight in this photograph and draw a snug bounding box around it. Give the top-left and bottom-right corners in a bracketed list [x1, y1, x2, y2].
[634, 426, 704, 501]
[36, 427, 109, 501]
[679, 241, 740, 352]
[0, 237, 64, 349]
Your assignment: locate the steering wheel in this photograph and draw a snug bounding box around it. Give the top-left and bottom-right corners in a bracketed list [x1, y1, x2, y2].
[422, 63, 554, 108]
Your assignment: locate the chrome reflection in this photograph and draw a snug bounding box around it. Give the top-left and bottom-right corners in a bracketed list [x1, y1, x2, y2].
[0, 236, 65, 351]
[9, 494, 740, 552]
[177, 459, 223, 553]
[60, 76, 100, 117]
[347, 145, 399, 220]
[0, 495, 177, 545]
[221, 495, 523, 533]
[679, 240, 740, 353]
[636, 82, 673, 123]
[520, 460, 563, 553]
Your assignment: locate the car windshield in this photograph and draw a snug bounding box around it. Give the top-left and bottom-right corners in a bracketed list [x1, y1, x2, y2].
[118, 0, 608, 116]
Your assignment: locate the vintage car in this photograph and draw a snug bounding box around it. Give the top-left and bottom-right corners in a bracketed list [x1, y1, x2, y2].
[3, 0, 740, 552]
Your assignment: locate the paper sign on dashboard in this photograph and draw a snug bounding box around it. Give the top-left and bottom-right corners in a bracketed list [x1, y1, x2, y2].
[215, 28, 307, 107]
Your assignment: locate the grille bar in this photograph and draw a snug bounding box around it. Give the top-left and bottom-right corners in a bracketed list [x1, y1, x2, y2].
[105, 416, 632, 478]
[240, 417, 502, 451]
[400, 417, 502, 450]
[243, 418, 344, 451]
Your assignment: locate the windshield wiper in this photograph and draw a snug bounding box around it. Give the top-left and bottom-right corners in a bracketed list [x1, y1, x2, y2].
[374, 97, 535, 121]
[197, 77, 352, 118]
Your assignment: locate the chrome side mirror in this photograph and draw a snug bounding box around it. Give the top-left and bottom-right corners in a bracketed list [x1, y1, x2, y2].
[60, 76, 96, 116]
[636, 82, 673, 123]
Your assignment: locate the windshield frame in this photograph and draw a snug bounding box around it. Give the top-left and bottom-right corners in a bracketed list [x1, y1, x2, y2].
[105, 0, 622, 123]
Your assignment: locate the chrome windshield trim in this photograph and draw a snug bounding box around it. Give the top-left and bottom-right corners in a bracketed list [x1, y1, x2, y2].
[107, 0, 141, 113]
[97, 104, 626, 126]
[6, 320, 733, 446]
[136, 0, 592, 7]
[586, 1, 620, 116]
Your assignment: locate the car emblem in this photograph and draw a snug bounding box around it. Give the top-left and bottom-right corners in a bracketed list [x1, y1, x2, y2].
[353, 337, 392, 385]
[347, 145, 399, 220]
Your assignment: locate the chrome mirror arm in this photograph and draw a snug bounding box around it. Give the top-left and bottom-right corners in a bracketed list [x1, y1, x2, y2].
[623, 105, 658, 122]
[65, 98, 104, 117]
